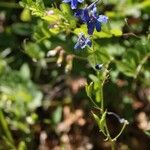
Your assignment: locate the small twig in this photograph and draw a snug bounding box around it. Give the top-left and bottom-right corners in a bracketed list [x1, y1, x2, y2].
[122, 32, 141, 39]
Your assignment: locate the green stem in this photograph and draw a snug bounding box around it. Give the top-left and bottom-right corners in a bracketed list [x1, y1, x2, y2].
[104, 122, 115, 150]
[35, 62, 42, 80]
[110, 140, 115, 150]
[134, 54, 150, 79]
[0, 110, 14, 145]
[97, 72, 104, 112]
[89, 97, 100, 110]
[36, 35, 49, 43]
[112, 121, 128, 141]
[100, 87, 104, 112]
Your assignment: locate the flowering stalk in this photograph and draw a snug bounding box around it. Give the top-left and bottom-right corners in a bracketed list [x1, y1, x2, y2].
[20, 0, 129, 149]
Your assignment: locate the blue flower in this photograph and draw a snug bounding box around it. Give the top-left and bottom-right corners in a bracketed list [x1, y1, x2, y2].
[62, 0, 84, 9]
[74, 33, 92, 49]
[75, 2, 108, 35]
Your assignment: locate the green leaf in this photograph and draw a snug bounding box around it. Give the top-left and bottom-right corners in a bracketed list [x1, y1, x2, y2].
[0, 110, 14, 144]
[20, 8, 31, 22]
[92, 112, 100, 124]
[0, 59, 7, 75]
[20, 64, 30, 79]
[2, 136, 16, 149]
[18, 141, 27, 150]
[42, 9, 61, 23]
[23, 42, 45, 59]
[11, 121, 30, 134]
[92, 111, 107, 135]
[94, 31, 112, 38]
[89, 74, 99, 82]
[60, 3, 71, 14]
[85, 82, 94, 100]
[52, 106, 62, 125]
[110, 29, 122, 36]
[88, 49, 110, 68]
[12, 23, 31, 36]
[74, 25, 87, 35]
[116, 61, 135, 77]
[99, 111, 107, 135]
[144, 130, 150, 137]
[138, 0, 150, 13]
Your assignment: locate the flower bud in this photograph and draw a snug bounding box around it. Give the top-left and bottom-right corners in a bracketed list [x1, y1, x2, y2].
[65, 55, 73, 73]
[57, 50, 65, 67]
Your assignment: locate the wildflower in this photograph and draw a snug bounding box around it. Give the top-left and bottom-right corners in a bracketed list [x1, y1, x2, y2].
[107, 112, 129, 124]
[74, 33, 92, 49]
[62, 0, 84, 10]
[75, 2, 108, 35]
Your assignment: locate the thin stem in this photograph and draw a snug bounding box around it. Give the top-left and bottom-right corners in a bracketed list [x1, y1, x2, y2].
[104, 122, 115, 150]
[35, 63, 42, 80]
[89, 97, 101, 109]
[36, 35, 49, 43]
[134, 54, 149, 79]
[112, 121, 128, 141]
[104, 122, 110, 137]
[97, 69, 108, 112]
[100, 87, 104, 112]
[110, 141, 115, 150]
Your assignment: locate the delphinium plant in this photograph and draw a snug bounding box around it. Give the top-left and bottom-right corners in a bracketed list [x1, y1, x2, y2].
[18, 0, 130, 149]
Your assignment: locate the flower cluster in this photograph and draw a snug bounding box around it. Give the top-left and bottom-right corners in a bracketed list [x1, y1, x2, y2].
[63, 0, 84, 9]
[74, 33, 92, 49]
[75, 4, 108, 35]
[62, 0, 108, 49]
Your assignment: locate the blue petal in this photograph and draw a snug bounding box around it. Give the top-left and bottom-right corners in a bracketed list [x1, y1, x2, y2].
[74, 33, 92, 50]
[74, 42, 80, 49]
[83, 9, 90, 22]
[71, 0, 78, 9]
[74, 9, 83, 17]
[95, 21, 101, 32]
[81, 44, 86, 49]
[87, 21, 95, 35]
[74, 9, 89, 22]
[85, 38, 92, 47]
[98, 15, 108, 23]
[63, 0, 71, 2]
[90, 4, 97, 15]
[92, 5, 97, 13]
[78, 0, 84, 3]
